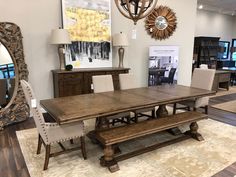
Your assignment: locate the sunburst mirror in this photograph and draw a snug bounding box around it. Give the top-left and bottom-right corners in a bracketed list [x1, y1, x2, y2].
[145, 6, 177, 40]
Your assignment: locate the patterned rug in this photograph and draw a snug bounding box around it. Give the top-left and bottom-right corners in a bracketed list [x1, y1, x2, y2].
[211, 100, 236, 114]
[16, 119, 236, 177]
[210, 86, 236, 98]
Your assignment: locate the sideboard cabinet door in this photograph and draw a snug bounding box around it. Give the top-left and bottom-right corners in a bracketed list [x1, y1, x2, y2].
[52, 68, 130, 97]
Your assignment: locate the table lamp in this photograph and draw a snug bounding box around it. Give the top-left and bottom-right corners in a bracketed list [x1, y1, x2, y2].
[113, 32, 129, 68]
[50, 28, 71, 70]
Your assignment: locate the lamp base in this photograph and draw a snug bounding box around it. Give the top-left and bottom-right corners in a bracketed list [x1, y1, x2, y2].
[118, 47, 125, 68]
[58, 45, 66, 70]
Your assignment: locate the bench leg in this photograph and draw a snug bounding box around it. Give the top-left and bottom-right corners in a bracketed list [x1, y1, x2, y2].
[100, 145, 120, 173]
[185, 122, 204, 141]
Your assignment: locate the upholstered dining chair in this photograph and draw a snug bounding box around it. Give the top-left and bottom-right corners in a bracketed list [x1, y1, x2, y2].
[173, 68, 215, 114]
[20, 80, 86, 170]
[92, 75, 131, 126]
[119, 73, 155, 122]
[160, 68, 176, 84]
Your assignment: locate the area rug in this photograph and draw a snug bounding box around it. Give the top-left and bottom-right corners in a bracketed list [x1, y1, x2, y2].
[16, 119, 236, 177]
[211, 100, 236, 114]
[210, 86, 236, 98]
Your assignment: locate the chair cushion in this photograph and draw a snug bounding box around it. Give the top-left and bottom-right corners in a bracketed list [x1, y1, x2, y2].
[45, 121, 84, 144]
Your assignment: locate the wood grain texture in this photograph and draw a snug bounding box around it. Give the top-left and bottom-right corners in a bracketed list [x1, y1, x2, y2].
[40, 85, 215, 125]
[52, 67, 129, 97]
[0, 93, 236, 176]
[97, 111, 207, 145]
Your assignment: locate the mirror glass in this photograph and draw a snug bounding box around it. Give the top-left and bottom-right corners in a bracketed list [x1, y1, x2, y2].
[0, 42, 15, 109]
[155, 16, 168, 30]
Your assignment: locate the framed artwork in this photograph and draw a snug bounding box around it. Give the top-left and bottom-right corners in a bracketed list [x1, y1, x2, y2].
[61, 0, 112, 68]
[218, 41, 230, 60]
[149, 45, 179, 81]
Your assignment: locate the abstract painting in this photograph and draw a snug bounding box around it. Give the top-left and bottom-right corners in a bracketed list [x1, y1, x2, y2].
[61, 0, 112, 68]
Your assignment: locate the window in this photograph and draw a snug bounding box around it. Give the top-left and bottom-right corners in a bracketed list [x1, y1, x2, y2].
[218, 41, 230, 60]
[231, 39, 236, 61]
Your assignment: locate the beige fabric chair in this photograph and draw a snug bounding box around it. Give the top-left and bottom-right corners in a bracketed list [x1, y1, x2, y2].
[92, 75, 130, 125]
[0, 78, 7, 107]
[20, 80, 86, 170]
[173, 68, 215, 114]
[92, 75, 114, 93]
[119, 73, 155, 122]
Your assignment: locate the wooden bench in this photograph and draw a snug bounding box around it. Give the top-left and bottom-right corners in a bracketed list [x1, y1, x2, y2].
[96, 111, 208, 172]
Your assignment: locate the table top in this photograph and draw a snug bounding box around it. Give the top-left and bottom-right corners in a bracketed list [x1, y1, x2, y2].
[211, 100, 236, 114]
[40, 85, 215, 125]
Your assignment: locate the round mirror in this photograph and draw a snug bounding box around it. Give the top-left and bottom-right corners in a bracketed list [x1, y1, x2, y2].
[145, 6, 177, 40]
[0, 42, 15, 109]
[155, 16, 168, 30]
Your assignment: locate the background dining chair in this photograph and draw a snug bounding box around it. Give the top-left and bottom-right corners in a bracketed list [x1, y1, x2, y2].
[119, 73, 155, 122]
[20, 80, 86, 170]
[92, 75, 130, 126]
[0, 78, 7, 107]
[160, 68, 176, 84]
[173, 68, 215, 114]
[148, 69, 165, 86]
[200, 64, 208, 69]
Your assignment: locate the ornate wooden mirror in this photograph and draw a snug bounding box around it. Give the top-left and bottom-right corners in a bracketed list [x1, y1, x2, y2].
[0, 22, 29, 130]
[145, 6, 177, 40]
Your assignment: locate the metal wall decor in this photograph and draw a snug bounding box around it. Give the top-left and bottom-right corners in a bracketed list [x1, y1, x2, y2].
[115, 0, 158, 25]
[0, 22, 29, 130]
[145, 6, 177, 40]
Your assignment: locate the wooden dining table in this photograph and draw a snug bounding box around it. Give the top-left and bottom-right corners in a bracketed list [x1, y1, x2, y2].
[40, 84, 215, 126]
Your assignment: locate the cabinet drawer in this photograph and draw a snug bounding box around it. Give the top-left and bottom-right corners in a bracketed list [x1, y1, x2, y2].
[62, 73, 83, 80]
[218, 73, 230, 82]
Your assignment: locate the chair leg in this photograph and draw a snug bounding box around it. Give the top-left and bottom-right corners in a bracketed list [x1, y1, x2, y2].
[134, 113, 138, 123]
[173, 103, 177, 115]
[205, 105, 208, 114]
[36, 134, 42, 155]
[151, 109, 155, 118]
[193, 107, 197, 111]
[43, 145, 51, 170]
[80, 136, 87, 160]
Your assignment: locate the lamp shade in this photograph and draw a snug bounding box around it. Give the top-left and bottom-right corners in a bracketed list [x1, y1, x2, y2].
[112, 32, 129, 47]
[50, 29, 71, 45]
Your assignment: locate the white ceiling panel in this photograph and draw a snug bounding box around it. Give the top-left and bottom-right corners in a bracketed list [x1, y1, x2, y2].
[198, 0, 236, 16]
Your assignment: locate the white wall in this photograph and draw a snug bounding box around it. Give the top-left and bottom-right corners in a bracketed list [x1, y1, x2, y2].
[0, 0, 197, 100]
[233, 18, 236, 38]
[195, 9, 235, 43]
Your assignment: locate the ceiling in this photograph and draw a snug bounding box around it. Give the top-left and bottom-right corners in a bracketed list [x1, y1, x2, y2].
[198, 0, 236, 16]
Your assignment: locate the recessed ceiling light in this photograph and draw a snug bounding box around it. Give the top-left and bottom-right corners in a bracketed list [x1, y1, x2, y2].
[199, 4, 203, 9]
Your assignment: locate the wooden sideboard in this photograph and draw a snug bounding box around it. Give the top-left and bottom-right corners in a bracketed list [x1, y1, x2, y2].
[52, 67, 130, 97]
[212, 70, 231, 91]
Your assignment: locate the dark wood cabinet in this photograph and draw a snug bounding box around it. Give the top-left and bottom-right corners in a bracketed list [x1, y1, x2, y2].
[52, 67, 130, 97]
[212, 70, 231, 91]
[193, 37, 220, 69]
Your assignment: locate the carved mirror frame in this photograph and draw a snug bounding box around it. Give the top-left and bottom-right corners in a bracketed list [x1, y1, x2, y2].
[0, 22, 29, 130]
[145, 6, 177, 40]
